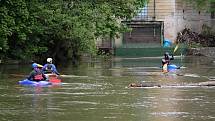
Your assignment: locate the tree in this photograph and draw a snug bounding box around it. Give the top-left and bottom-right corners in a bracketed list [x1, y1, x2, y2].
[0, 0, 148, 62]
[0, 0, 47, 60]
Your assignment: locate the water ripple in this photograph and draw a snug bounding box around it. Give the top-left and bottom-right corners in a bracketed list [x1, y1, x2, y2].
[151, 112, 190, 117]
[62, 101, 99, 105]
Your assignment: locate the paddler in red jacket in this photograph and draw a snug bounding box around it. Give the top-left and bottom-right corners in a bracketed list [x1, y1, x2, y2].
[27, 63, 47, 82]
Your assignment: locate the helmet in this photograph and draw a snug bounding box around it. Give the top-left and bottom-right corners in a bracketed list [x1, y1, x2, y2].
[164, 52, 169, 56]
[47, 58, 52, 63]
[32, 63, 38, 68]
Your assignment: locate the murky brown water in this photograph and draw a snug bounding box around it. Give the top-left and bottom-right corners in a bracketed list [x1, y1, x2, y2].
[0, 56, 215, 121]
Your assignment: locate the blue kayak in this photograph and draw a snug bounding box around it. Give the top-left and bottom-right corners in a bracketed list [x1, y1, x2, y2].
[19, 79, 51, 87]
[168, 64, 180, 70]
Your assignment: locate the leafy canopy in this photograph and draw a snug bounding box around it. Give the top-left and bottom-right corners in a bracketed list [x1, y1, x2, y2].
[0, 0, 147, 61]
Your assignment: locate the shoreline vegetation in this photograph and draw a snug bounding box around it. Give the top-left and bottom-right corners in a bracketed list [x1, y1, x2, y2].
[0, 1, 214, 64]
[0, 47, 215, 65]
[0, 0, 147, 64]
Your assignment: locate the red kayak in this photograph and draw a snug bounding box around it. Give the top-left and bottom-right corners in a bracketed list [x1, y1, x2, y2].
[45, 74, 62, 84]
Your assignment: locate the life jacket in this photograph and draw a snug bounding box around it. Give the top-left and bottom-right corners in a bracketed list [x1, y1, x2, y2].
[33, 70, 44, 81]
[162, 63, 168, 73]
[45, 64, 53, 73]
[34, 74, 44, 81]
[162, 59, 170, 66]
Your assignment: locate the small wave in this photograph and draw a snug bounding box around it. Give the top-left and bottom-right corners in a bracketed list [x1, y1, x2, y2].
[63, 101, 98, 105]
[183, 74, 200, 78]
[168, 97, 202, 101]
[151, 112, 189, 117]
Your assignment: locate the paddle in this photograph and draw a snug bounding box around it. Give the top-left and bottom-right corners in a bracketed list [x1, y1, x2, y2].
[11, 73, 61, 83]
[60, 74, 88, 78]
[173, 43, 184, 68]
[37, 64, 43, 68]
[173, 44, 179, 54]
[162, 63, 168, 73]
[10, 73, 87, 80]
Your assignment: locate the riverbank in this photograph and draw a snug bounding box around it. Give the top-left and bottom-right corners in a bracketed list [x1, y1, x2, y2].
[1, 47, 215, 65]
[187, 47, 215, 59]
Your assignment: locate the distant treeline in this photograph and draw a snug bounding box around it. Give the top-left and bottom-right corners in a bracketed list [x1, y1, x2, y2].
[0, 0, 147, 63]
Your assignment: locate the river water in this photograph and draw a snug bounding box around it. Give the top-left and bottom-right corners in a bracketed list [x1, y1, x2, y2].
[0, 56, 215, 121]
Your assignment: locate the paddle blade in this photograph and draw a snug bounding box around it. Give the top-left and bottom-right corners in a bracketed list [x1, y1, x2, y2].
[173, 44, 179, 53]
[162, 64, 168, 73]
[37, 64, 43, 68]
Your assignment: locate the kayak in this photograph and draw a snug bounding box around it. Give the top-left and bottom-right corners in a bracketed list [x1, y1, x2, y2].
[19, 74, 62, 87]
[19, 79, 62, 87]
[162, 64, 180, 72]
[168, 64, 180, 70]
[19, 79, 51, 87]
[45, 73, 62, 83]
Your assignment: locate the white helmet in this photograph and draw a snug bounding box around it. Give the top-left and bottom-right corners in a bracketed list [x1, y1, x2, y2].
[47, 58, 53, 63]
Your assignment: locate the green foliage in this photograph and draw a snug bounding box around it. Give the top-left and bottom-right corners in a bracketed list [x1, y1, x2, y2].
[0, 0, 48, 59]
[183, 0, 215, 12]
[0, 0, 147, 62]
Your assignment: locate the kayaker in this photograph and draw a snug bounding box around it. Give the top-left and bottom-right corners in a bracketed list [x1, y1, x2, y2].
[161, 52, 174, 72]
[162, 52, 174, 66]
[27, 63, 47, 82]
[42, 58, 60, 75]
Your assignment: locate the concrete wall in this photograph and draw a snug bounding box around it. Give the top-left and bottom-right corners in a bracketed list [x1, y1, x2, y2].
[188, 47, 215, 59]
[114, 33, 123, 48]
[168, 0, 212, 42]
[174, 0, 211, 32]
[147, 0, 213, 43]
[114, 0, 214, 47]
[147, 0, 177, 42]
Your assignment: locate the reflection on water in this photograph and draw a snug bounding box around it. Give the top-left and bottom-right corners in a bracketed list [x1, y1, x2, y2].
[0, 56, 215, 121]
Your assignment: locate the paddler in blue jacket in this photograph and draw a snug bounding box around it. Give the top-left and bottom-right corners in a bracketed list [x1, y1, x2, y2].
[42, 58, 60, 75]
[162, 52, 174, 72]
[27, 63, 47, 81]
[162, 52, 174, 66]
